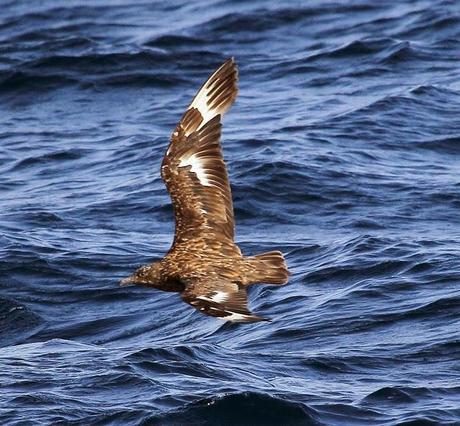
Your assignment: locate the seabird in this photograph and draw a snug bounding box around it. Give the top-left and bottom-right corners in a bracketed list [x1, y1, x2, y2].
[120, 58, 289, 322]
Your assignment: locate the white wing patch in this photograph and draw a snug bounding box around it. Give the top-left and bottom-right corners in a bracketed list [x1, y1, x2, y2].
[189, 85, 219, 132]
[179, 153, 211, 186]
[197, 291, 229, 304]
[189, 91, 213, 128]
[211, 291, 229, 303]
[220, 311, 255, 322]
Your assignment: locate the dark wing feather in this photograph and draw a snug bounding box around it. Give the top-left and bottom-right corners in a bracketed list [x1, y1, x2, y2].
[161, 58, 238, 244]
[181, 277, 268, 323]
[184, 57, 238, 136]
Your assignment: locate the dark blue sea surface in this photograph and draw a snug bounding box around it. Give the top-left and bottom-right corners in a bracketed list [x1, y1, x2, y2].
[1, 0, 460, 424]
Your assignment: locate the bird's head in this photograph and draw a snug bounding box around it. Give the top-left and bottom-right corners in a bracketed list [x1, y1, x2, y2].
[120, 262, 161, 287]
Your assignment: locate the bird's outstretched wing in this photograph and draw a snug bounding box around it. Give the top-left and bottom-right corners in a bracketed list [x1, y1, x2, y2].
[181, 277, 268, 323]
[161, 58, 238, 244]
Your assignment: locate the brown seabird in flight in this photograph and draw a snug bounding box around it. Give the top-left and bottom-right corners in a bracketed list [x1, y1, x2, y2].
[120, 58, 289, 322]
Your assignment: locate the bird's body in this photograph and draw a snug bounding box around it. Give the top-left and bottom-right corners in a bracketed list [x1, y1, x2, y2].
[121, 58, 289, 322]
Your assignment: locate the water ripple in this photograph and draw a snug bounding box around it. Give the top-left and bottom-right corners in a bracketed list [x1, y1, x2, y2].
[1, 0, 460, 424]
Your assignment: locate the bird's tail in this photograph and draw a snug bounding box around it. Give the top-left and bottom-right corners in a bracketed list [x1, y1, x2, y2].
[244, 251, 289, 285]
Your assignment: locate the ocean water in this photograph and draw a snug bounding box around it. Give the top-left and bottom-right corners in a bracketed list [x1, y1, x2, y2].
[1, 0, 460, 424]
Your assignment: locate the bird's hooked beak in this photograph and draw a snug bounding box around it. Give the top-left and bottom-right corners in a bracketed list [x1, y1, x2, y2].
[120, 275, 136, 286]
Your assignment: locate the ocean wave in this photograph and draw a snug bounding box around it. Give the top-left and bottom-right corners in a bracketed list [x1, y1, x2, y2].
[0, 50, 191, 93]
[0, 299, 43, 346]
[2, 0, 460, 424]
[156, 392, 321, 426]
[11, 148, 88, 171]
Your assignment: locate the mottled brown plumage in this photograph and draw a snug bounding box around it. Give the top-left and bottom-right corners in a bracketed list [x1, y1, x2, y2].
[121, 58, 289, 322]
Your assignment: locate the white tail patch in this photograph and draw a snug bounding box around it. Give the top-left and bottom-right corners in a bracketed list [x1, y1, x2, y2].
[179, 154, 211, 186]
